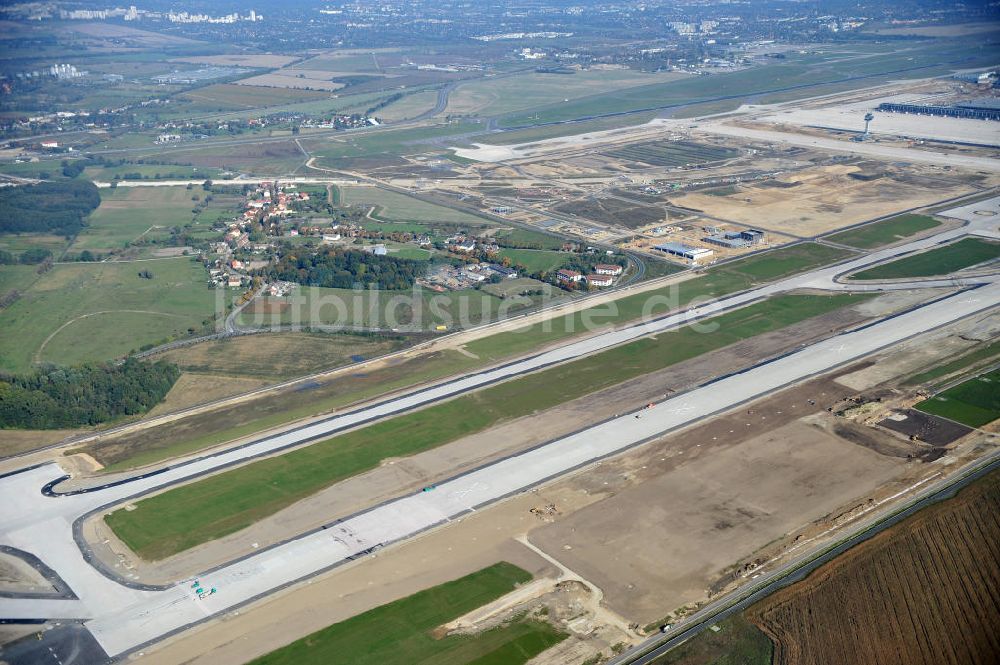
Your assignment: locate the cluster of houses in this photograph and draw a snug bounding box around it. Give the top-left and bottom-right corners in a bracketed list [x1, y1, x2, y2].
[445, 234, 501, 256]
[241, 181, 311, 236]
[204, 181, 316, 288]
[556, 263, 624, 288]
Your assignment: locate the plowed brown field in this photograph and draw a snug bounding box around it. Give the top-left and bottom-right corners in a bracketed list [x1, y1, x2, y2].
[749, 470, 1000, 665]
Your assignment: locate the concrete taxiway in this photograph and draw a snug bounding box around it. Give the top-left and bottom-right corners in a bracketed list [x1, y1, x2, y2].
[1, 199, 997, 660]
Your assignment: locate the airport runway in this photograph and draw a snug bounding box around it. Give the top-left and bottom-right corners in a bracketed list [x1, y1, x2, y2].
[1, 201, 997, 659]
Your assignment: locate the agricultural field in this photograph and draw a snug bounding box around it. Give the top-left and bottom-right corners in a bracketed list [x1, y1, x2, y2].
[0, 257, 217, 373]
[157, 141, 309, 175]
[151, 332, 407, 381]
[170, 54, 301, 68]
[916, 368, 1000, 428]
[850, 238, 1000, 280]
[106, 292, 866, 559]
[339, 186, 486, 225]
[249, 562, 565, 665]
[826, 214, 943, 249]
[178, 83, 329, 111]
[748, 469, 1000, 665]
[445, 68, 688, 117]
[606, 140, 740, 168]
[235, 72, 346, 92]
[287, 50, 390, 74]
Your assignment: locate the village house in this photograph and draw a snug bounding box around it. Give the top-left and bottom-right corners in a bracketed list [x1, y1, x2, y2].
[587, 273, 613, 287]
[557, 268, 583, 283]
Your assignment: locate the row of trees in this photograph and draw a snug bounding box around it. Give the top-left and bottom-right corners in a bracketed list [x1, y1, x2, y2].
[0, 359, 180, 429]
[267, 248, 423, 291]
[0, 180, 100, 236]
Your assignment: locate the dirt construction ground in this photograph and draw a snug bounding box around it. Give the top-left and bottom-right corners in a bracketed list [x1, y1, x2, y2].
[529, 383, 908, 623]
[671, 163, 978, 237]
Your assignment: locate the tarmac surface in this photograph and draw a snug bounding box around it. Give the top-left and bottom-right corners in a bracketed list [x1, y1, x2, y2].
[0, 199, 997, 660]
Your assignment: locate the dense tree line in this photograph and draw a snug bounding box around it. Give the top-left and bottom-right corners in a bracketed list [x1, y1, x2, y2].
[267, 248, 421, 290]
[0, 180, 100, 236]
[0, 359, 180, 429]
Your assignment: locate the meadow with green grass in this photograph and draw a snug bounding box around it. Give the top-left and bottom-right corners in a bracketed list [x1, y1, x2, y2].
[850, 238, 1000, 280]
[498, 249, 571, 274]
[827, 214, 942, 249]
[107, 291, 865, 559]
[236, 283, 537, 331]
[250, 562, 563, 665]
[648, 614, 772, 665]
[446, 68, 688, 117]
[495, 228, 566, 250]
[70, 186, 204, 252]
[340, 186, 486, 225]
[916, 368, 1000, 428]
[0, 257, 217, 372]
[306, 122, 483, 166]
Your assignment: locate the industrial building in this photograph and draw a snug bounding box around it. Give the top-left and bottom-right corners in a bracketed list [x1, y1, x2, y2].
[702, 228, 766, 249]
[654, 242, 714, 262]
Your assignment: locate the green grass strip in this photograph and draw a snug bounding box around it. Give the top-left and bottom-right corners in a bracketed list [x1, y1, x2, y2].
[915, 368, 1000, 428]
[850, 238, 1000, 280]
[827, 214, 941, 249]
[107, 292, 867, 560]
[903, 340, 1000, 387]
[248, 562, 566, 665]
